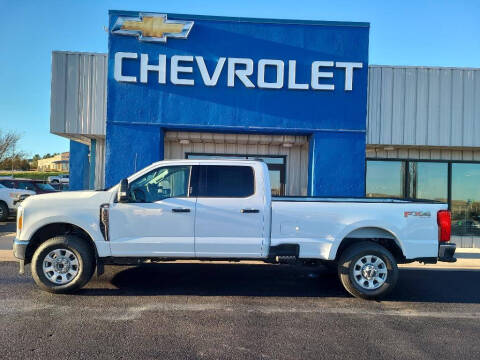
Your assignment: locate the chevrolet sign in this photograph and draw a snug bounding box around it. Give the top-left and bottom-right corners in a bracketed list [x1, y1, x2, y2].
[114, 52, 363, 91]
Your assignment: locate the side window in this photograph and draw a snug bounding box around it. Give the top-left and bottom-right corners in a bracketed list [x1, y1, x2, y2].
[128, 166, 191, 203]
[196, 165, 255, 197]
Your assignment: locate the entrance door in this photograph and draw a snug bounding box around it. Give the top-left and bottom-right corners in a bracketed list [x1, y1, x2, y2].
[108, 165, 196, 257]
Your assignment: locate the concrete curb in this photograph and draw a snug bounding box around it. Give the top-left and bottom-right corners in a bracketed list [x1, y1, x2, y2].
[0, 250, 15, 262]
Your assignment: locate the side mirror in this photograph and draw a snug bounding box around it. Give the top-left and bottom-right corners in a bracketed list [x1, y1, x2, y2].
[117, 178, 129, 203]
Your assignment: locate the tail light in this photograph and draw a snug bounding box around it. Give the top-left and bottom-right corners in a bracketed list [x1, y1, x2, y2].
[437, 210, 451, 243]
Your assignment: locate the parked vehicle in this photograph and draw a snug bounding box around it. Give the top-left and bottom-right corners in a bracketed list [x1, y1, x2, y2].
[13, 160, 456, 299]
[0, 179, 58, 194]
[47, 174, 69, 184]
[0, 184, 34, 221]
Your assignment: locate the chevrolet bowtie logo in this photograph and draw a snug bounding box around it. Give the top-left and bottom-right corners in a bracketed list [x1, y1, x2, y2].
[111, 13, 194, 43]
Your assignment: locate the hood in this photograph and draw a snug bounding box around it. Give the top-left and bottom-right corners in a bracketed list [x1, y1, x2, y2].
[0, 187, 35, 196]
[21, 190, 113, 209]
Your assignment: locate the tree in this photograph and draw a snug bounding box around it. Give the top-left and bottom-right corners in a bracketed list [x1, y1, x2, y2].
[0, 130, 21, 162]
[30, 154, 41, 170]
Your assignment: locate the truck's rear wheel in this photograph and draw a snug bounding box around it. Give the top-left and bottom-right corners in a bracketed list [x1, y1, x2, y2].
[338, 242, 398, 300]
[31, 235, 95, 293]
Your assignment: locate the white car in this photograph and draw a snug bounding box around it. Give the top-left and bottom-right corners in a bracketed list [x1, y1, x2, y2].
[47, 174, 69, 184]
[0, 184, 34, 221]
[13, 159, 455, 299]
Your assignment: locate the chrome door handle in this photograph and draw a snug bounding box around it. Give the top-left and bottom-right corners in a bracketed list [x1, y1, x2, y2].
[241, 209, 259, 213]
[172, 208, 191, 213]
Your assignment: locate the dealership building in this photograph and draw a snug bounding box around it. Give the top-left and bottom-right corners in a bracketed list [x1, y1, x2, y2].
[49, 10, 480, 247]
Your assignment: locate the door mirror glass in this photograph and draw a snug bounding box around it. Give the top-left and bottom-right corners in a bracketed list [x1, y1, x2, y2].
[117, 178, 129, 203]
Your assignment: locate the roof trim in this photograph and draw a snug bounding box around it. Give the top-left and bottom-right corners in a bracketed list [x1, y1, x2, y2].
[108, 10, 370, 28]
[370, 64, 480, 71]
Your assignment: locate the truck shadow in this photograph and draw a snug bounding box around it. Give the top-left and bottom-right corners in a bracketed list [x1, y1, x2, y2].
[79, 263, 480, 303]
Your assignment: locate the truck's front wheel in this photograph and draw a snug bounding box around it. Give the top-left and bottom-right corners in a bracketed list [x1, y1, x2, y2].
[338, 242, 398, 300]
[31, 236, 95, 293]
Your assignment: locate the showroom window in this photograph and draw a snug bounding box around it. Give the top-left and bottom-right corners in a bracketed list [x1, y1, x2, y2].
[366, 161, 405, 198]
[451, 163, 480, 236]
[408, 162, 448, 202]
[366, 159, 480, 236]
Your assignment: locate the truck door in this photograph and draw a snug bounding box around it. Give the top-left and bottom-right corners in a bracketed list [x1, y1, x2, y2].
[108, 165, 196, 257]
[193, 165, 266, 258]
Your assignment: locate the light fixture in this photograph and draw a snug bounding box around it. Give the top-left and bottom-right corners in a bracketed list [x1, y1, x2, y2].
[179, 139, 190, 145]
[282, 143, 293, 148]
[383, 146, 395, 151]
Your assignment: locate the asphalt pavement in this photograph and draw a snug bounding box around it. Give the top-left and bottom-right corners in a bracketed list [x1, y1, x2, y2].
[0, 220, 15, 249]
[1, 218, 480, 359]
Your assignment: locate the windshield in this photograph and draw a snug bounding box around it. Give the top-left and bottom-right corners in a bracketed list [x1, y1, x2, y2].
[37, 183, 56, 191]
[0, 184, 5, 189]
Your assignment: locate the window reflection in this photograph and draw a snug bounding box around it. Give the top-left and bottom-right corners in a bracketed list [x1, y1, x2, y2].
[366, 161, 405, 198]
[408, 162, 447, 202]
[451, 163, 480, 236]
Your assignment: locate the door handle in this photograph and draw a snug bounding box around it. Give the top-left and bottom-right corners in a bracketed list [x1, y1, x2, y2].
[172, 208, 191, 213]
[241, 209, 260, 213]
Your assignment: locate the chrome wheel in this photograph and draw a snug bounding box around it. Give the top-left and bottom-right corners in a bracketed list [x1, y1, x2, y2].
[353, 255, 387, 290]
[42, 248, 79, 285]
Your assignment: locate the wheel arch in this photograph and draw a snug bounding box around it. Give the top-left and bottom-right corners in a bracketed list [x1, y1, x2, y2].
[25, 222, 98, 265]
[333, 226, 406, 263]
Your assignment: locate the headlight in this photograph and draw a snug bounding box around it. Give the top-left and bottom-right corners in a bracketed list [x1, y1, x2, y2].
[9, 193, 21, 199]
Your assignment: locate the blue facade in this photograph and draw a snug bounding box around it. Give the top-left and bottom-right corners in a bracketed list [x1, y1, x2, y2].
[105, 11, 369, 196]
[69, 140, 90, 191]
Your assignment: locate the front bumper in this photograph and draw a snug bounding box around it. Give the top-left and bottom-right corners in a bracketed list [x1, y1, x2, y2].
[13, 238, 28, 274]
[13, 238, 28, 260]
[438, 242, 456, 262]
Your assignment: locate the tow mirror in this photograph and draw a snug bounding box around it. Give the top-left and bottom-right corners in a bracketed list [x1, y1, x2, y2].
[117, 178, 129, 203]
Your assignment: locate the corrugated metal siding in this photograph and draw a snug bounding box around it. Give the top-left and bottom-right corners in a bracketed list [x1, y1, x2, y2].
[164, 132, 309, 196]
[50, 51, 107, 137]
[367, 66, 480, 147]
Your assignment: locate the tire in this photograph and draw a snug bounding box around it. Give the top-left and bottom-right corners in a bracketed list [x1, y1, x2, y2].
[0, 202, 8, 221]
[338, 242, 398, 300]
[31, 235, 95, 294]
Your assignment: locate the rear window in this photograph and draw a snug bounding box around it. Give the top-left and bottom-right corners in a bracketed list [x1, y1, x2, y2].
[195, 165, 255, 198]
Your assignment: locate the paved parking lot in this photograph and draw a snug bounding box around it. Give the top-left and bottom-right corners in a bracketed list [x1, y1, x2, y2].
[1, 219, 480, 359]
[0, 220, 15, 250]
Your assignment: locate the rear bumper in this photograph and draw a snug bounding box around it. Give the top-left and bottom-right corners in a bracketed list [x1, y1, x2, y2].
[438, 242, 456, 262]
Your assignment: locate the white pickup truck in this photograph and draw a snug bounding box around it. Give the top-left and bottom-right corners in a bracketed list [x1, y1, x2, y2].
[13, 159, 456, 299]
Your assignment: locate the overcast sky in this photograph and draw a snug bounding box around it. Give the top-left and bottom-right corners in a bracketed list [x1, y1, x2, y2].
[1, 0, 479, 157]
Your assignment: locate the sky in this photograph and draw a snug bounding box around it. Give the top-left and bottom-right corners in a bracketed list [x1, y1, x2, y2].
[0, 0, 479, 157]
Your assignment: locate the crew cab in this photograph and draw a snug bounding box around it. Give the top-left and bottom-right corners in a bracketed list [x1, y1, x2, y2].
[13, 160, 456, 299]
[0, 183, 34, 221]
